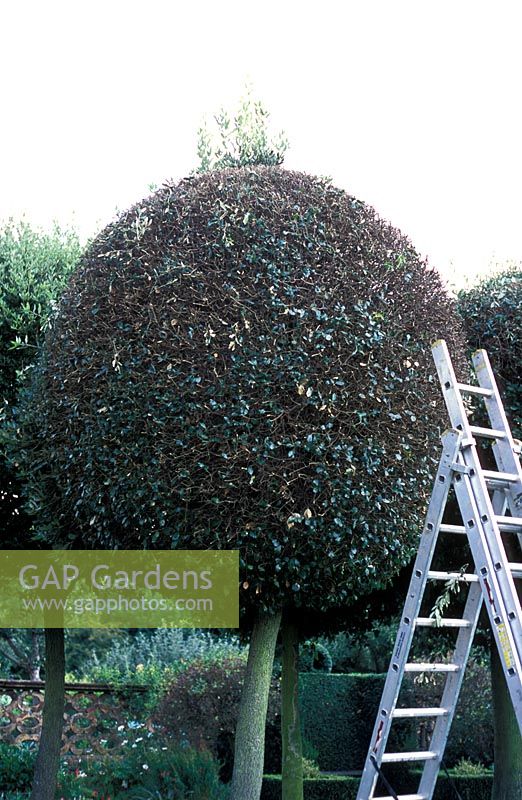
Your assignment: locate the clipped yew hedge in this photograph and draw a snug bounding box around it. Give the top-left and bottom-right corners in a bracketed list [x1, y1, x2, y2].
[299, 672, 414, 771]
[261, 773, 493, 800]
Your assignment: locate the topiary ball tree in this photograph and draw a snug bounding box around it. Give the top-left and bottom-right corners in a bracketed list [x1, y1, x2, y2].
[17, 166, 467, 800]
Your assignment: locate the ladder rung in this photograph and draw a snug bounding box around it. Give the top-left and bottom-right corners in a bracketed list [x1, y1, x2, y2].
[416, 617, 471, 628]
[427, 570, 478, 582]
[374, 796, 427, 800]
[509, 563, 522, 579]
[382, 751, 438, 763]
[483, 470, 519, 484]
[496, 515, 522, 529]
[439, 523, 466, 534]
[456, 382, 493, 397]
[392, 707, 448, 718]
[469, 425, 506, 440]
[404, 663, 459, 673]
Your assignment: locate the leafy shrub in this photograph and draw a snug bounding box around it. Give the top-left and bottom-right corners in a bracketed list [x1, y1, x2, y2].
[319, 622, 399, 673]
[458, 265, 522, 435]
[57, 738, 226, 800]
[0, 742, 35, 791]
[86, 629, 244, 682]
[301, 757, 321, 779]
[0, 218, 81, 548]
[299, 641, 332, 673]
[154, 655, 280, 780]
[454, 758, 490, 776]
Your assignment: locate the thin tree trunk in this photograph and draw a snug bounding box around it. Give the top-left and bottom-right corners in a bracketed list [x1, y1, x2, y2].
[31, 628, 65, 800]
[29, 629, 41, 681]
[490, 527, 522, 800]
[230, 609, 281, 800]
[491, 643, 522, 799]
[281, 614, 303, 800]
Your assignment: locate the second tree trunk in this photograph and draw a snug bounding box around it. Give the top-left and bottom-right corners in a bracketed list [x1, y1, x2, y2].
[281, 614, 303, 800]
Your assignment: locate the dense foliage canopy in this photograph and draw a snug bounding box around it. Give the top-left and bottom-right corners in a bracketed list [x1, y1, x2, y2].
[458, 266, 522, 435]
[14, 167, 466, 612]
[0, 220, 81, 544]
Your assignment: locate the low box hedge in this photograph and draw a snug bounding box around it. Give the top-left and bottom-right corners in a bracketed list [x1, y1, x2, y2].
[262, 772, 493, 800]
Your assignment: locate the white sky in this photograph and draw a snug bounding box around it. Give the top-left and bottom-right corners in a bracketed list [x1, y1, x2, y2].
[1, 0, 521, 288]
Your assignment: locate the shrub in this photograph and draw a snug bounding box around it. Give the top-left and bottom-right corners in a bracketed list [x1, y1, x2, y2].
[86, 629, 244, 681]
[298, 641, 332, 673]
[319, 622, 399, 674]
[153, 655, 280, 780]
[457, 265, 522, 435]
[57, 739, 227, 800]
[0, 742, 36, 791]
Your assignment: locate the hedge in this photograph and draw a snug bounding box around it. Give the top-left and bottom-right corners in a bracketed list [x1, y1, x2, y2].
[298, 669, 493, 771]
[299, 673, 415, 771]
[262, 772, 493, 800]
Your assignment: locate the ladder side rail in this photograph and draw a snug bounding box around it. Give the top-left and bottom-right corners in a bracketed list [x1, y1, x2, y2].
[472, 348, 522, 533]
[459, 448, 522, 671]
[453, 470, 522, 733]
[417, 581, 483, 799]
[432, 341, 522, 669]
[356, 430, 462, 800]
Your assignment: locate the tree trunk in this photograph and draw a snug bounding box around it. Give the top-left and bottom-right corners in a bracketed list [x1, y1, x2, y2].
[29, 629, 41, 681]
[230, 609, 282, 800]
[491, 635, 522, 799]
[281, 615, 303, 800]
[31, 628, 65, 800]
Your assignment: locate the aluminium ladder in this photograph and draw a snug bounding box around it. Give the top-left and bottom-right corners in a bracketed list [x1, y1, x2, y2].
[356, 340, 522, 800]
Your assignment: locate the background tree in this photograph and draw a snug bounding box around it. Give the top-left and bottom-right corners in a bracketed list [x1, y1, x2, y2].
[12, 167, 466, 800]
[0, 629, 43, 680]
[0, 218, 81, 800]
[196, 84, 289, 172]
[458, 265, 522, 800]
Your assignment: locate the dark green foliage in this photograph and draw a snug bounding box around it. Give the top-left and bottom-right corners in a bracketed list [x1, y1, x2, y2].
[14, 167, 466, 612]
[458, 265, 522, 435]
[261, 773, 493, 800]
[60, 743, 227, 800]
[298, 667, 492, 771]
[0, 220, 81, 402]
[0, 742, 36, 791]
[0, 219, 81, 546]
[299, 641, 333, 673]
[153, 655, 280, 781]
[413, 656, 493, 766]
[299, 673, 414, 771]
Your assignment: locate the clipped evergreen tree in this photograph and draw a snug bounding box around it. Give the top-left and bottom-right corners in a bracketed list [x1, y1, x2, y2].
[0, 218, 81, 800]
[12, 167, 467, 800]
[458, 265, 522, 800]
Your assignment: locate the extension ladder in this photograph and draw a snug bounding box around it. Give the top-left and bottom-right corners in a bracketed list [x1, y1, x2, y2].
[356, 340, 522, 800]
